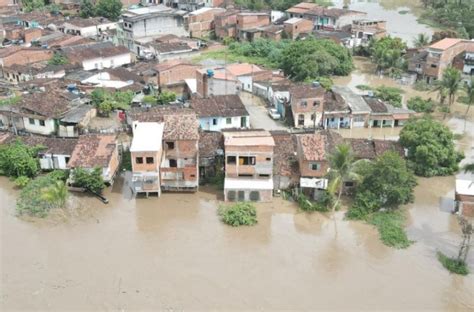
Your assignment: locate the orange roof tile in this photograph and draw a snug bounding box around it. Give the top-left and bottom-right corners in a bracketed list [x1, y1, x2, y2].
[429, 38, 462, 51]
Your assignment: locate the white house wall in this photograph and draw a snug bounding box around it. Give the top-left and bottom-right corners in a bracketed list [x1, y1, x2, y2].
[22, 117, 56, 135]
[199, 115, 249, 131]
[82, 53, 131, 71]
[39, 154, 70, 170]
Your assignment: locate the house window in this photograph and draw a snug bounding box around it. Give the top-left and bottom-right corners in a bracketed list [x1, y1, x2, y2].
[238, 173, 253, 177]
[226, 117, 232, 124]
[238, 190, 245, 201]
[169, 159, 177, 167]
[239, 156, 256, 165]
[313, 101, 320, 107]
[259, 174, 270, 178]
[249, 191, 260, 201]
[29, 118, 35, 125]
[431, 64, 437, 68]
[301, 101, 307, 107]
[344, 181, 354, 187]
[227, 156, 236, 164]
[266, 157, 271, 161]
[39, 120, 45, 126]
[146, 157, 154, 164]
[166, 141, 175, 149]
[298, 114, 304, 126]
[309, 162, 320, 171]
[311, 113, 316, 121]
[110, 59, 114, 67]
[65, 156, 70, 164]
[212, 118, 218, 125]
[227, 190, 236, 201]
[136, 157, 143, 164]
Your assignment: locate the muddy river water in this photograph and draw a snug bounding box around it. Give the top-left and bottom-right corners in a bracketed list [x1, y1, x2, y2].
[1, 115, 474, 310]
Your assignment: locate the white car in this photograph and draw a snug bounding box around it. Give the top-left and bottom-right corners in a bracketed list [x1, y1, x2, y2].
[268, 108, 281, 120]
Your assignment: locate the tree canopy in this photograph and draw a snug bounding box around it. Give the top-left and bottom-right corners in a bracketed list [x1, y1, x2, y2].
[348, 151, 416, 219]
[399, 117, 463, 176]
[368, 36, 407, 76]
[0, 141, 41, 178]
[94, 0, 123, 21]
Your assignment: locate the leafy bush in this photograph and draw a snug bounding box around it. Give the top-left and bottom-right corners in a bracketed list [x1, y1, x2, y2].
[368, 211, 413, 249]
[437, 252, 469, 275]
[71, 168, 105, 194]
[218, 202, 257, 226]
[120, 151, 132, 171]
[0, 95, 21, 107]
[298, 192, 332, 212]
[368, 37, 407, 74]
[356, 84, 372, 91]
[0, 140, 40, 178]
[16, 175, 60, 217]
[47, 170, 69, 182]
[399, 117, 463, 176]
[407, 96, 435, 113]
[375, 86, 404, 107]
[413, 80, 432, 92]
[14, 176, 30, 188]
[48, 53, 68, 65]
[91, 88, 134, 113]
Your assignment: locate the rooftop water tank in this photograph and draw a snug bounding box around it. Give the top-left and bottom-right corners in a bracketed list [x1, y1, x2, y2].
[206, 69, 214, 78]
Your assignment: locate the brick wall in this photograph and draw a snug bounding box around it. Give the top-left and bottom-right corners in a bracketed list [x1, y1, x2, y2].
[23, 28, 42, 43]
[236, 14, 270, 30]
[131, 150, 162, 172]
[158, 64, 200, 86]
[284, 19, 313, 39]
[2, 49, 52, 67]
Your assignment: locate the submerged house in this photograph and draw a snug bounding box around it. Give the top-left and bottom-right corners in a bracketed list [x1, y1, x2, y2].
[130, 122, 164, 196]
[296, 130, 343, 199]
[322, 90, 351, 129]
[198, 130, 224, 181]
[271, 130, 299, 191]
[363, 96, 415, 128]
[67, 134, 120, 184]
[290, 84, 325, 129]
[190, 95, 250, 131]
[455, 179, 474, 217]
[128, 106, 200, 192]
[223, 130, 275, 202]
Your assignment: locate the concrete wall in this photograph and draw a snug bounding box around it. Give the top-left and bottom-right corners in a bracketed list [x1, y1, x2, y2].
[132, 150, 162, 172]
[22, 117, 56, 135]
[82, 53, 131, 71]
[199, 115, 248, 131]
[224, 188, 272, 202]
[39, 154, 69, 170]
[126, 15, 189, 39]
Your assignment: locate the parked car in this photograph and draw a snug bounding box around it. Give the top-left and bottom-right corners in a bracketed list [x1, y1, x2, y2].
[268, 108, 281, 120]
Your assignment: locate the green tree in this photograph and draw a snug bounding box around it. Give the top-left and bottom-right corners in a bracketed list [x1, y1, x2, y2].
[218, 202, 257, 226]
[71, 168, 105, 194]
[0, 141, 40, 178]
[437, 67, 462, 111]
[98, 100, 114, 116]
[91, 88, 108, 106]
[413, 33, 431, 48]
[368, 36, 407, 74]
[22, 0, 46, 12]
[95, 0, 122, 21]
[374, 86, 404, 107]
[399, 117, 463, 176]
[80, 0, 96, 18]
[348, 151, 416, 218]
[407, 96, 435, 113]
[463, 78, 474, 130]
[327, 144, 361, 213]
[41, 180, 68, 208]
[48, 53, 68, 65]
[157, 91, 176, 105]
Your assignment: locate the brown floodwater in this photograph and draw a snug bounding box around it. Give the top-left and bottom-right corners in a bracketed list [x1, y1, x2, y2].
[333, 0, 434, 47]
[1, 113, 474, 310]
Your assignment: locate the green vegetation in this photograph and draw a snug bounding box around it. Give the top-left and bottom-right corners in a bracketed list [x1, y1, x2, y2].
[356, 84, 372, 91]
[198, 38, 353, 82]
[218, 202, 257, 226]
[437, 252, 469, 275]
[120, 151, 132, 171]
[407, 96, 435, 113]
[419, 0, 473, 39]
[16, 174, 66, 217]
[142, 91, 177, 105]
[48, 53, 68, 65]
[462, 78, 474, 130]
[368, 211, 413, 249]
[80, 0, 122, 20]
[14, 176, 30, 188]
[91, 88, 134, 115]
[368, 36, 407, 77]
[327, 144, 360, 213]
[413, 80, 432, 92]
[0, 95, 21, 107]
[348, 151, 416, 219]
[346, 152, 416, 248]
[433, 67, 462, 111]
[374, 86, 404, 107]
[0, 141, 41, 178]
[297, 192, 333, 212]
[399, 117, 463, 176]
[71, 168, 106, 194]
[412, 33, 431, 48]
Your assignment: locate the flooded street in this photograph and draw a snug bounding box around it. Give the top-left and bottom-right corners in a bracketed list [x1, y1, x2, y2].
[333, 0, 434, 47]
[2, 111, 474, 310]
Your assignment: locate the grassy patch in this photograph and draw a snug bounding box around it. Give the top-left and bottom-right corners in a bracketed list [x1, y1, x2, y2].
[218, 202, 257, 227]
[437, 252, 469, 275]
[193, 49, 273, 68]
[398, 10, 409, 14]
[0, 95, 21, 107]
[120, 150, 132, 171]
[356, 84, 372, 91]
[367, 210, 413, 249]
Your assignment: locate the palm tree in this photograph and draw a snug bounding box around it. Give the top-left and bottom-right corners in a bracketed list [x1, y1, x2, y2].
[327, 144, 362, 214]
[443, 67, 462, 109]
[413, 33, 431, 48]
[41, 180, 68, 208]
[463, 78, 474, 131]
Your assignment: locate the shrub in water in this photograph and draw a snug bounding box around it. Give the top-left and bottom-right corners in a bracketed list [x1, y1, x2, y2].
[437, 252, 469, 275]
[218, 202, 257, 226]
